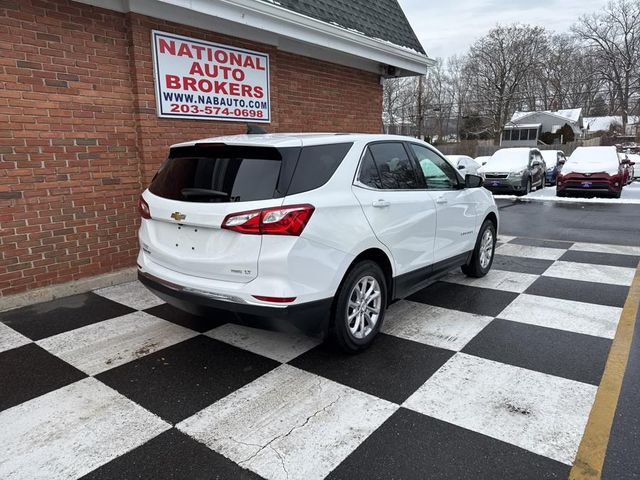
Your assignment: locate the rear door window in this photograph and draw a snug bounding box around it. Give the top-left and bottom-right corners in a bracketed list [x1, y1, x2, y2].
[365, 142, 420, 189]
[149, 145, 295, 203]
[286, 143, 353, 195]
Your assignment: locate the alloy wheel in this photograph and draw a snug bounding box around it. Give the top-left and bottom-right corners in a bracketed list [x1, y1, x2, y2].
[479, 228, 494, 269]
[346, 276, 381, 340]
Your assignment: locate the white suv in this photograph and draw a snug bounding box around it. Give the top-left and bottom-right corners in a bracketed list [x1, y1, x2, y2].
[137, 134, 498, 352]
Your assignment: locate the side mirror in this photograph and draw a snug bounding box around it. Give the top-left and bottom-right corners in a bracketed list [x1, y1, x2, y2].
[558, 158, 566, 165]
[621, 158, 630, 165]
[465, 174, 483, 188]
[457, 164, 465, 170]
[531, 160, 541, 167]
[629, 161, 636, 166]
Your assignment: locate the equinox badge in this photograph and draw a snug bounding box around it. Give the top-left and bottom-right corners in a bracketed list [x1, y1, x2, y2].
[171, 212, 186, 221]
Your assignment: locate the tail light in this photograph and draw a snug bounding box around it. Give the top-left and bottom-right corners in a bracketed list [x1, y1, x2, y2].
[222, 204, 314, 236]
[138, 196, 151, 219]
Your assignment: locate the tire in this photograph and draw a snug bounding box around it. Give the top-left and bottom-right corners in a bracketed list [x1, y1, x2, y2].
[517, 178, 531, 197]
[462, 220, 496, 278]
[330, 260, 387, 353]
[613, 190, 621, 199]
[557, 190, 565, 197]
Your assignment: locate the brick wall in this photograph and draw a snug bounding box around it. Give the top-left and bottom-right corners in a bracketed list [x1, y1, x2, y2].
[0, 0, 383, 298]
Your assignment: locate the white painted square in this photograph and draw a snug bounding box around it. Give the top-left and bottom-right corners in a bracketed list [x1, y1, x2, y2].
[498, 293, 621, 339]
[445, 269, 539, 293]
[94, 281, 164, 310]
[205, 323, 320, 363]
[496, 243, 566, 261]
[570, 242, 640, 257]
[0, 377, 170, 480]
[178, 365, 397, 480]
[37, 311, 197, 375]
[403, 353, 597, 465]
[382, 300, 492, 351]
[543, 261, 636, 287]
[0, 323, 31, 353]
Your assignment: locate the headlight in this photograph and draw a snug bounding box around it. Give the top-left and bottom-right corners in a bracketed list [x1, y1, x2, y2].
[509, 169, 526, 178]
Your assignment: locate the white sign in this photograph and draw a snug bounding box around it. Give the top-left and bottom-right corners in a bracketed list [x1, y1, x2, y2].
[151, 30, 270, 122]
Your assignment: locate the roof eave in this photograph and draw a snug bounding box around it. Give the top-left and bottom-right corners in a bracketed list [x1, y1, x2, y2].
[77, 0, 432, 75]
[215, 0, 432, 74]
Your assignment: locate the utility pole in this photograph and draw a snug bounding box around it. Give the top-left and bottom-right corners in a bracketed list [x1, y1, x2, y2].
[416, 75, 424, 140]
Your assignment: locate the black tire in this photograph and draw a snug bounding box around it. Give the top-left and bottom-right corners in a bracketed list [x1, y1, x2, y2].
[330, 260, 387, 353]
[462, 220, 496, 278]
[556, 190, 565, 197]
[517, 178, 531, 197]
[613, 190, 621, 199]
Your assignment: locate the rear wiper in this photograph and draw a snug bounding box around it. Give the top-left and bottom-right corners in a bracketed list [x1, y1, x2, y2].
[180, 188, 229, 199]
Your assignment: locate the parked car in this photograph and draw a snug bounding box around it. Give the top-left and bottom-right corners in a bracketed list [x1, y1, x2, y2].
[447, 155, 481, 177]
[620, 153, 636, 184]
[625, 153, 640, 180]
[477, 148, 546, 196]
[475, 155, 491, 166]
[557, 146, 632, 198]
[137, 134, 498, 352]
[540, 150, 567, 186]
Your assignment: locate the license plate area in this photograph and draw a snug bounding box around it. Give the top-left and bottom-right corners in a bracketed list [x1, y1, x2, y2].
[581, 181, 593, 187]
[491, 181, 500, 187]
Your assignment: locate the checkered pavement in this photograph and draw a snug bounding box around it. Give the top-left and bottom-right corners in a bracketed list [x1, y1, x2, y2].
[1, 237, 639, 480]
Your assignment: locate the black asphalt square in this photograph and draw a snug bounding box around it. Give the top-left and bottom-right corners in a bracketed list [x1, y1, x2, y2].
[96, 335, 279, 424]
[290, 333, 454, 404]
[327, 408, 570, 480]
[493, 254, 554, 275]
[508, 237, 574, 250]
[0, 292, 135, 341]
[0, 343, 86, 412]
[81, 428, 260, 480]
[144, 303, 229, 333]
[526, 276, 629, 308]
[409, 281, 519, 317]
[462, 319, 612, 385]
[559, 250, 640, 269]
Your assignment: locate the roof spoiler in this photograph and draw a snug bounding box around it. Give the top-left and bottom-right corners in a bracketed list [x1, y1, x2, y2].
[246, 123, 267, 135]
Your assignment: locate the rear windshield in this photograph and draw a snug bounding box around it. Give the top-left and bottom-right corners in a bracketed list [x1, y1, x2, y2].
[149, 145, 288, 203]
[149, 142, 353, 202]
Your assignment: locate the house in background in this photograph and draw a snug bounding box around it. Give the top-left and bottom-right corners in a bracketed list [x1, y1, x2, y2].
[583, 116, 640, 136]
[501, 108, 584, 146]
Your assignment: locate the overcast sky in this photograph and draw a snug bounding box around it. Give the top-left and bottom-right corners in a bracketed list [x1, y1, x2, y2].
[398, 0, 609, 59]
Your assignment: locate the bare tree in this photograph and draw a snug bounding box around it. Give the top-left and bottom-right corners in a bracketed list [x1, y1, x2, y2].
[573, 0, 640, 130]
[465, 24, 548, 143]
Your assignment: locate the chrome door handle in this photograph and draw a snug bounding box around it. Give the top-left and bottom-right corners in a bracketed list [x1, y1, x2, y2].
[436, 196, 448, 204]
[372, 199, 390, 208]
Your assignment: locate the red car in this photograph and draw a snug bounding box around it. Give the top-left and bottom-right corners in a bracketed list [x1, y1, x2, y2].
[557, 146, 633, 198]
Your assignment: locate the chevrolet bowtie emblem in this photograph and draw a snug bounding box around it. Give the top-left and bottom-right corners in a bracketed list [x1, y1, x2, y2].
[170, 212, 186, 221]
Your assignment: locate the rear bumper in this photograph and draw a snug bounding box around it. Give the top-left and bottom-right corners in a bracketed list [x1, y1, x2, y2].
[138, 270, 332, 336]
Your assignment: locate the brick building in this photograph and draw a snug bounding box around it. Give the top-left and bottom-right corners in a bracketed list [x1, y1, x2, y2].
[0, 0, 430, 307]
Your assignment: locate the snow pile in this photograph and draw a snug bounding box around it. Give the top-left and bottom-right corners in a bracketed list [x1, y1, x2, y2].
[563, 146, 619, 175]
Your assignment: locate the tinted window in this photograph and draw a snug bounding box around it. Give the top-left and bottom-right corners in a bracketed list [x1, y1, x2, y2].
[410, 144, 459, 190]
[367, 143, 420, 189]
[358, 149, 382, 189]
[150, 146, 285, 203]
[287, 143, 353, 195]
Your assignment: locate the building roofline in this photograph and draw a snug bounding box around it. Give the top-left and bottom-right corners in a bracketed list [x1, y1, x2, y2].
[77, 0, 433, 76]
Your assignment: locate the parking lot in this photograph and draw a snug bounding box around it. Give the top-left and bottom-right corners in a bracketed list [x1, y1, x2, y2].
[1, 199, 639, 480]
